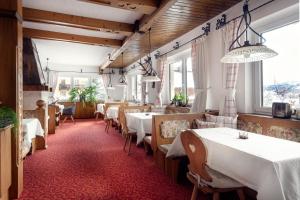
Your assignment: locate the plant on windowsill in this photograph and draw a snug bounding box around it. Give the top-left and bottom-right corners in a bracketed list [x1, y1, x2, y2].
[171, 92, 189, 107]
[69, 86, 98, 106]
[0, 102, 18, 129]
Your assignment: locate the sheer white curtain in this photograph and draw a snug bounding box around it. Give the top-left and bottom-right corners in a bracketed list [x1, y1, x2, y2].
[142, 82, 147, 104]
[101, 74, 109, 100]
[155, 55, 167, 106]
[219, 20, 240, 117]
[191, 37, 209, 113]
[48, 71, 59, 90]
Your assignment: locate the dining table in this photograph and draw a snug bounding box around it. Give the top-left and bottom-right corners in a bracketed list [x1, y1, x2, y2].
[125, 112, 160, 144]
[167, 127, 300, 200]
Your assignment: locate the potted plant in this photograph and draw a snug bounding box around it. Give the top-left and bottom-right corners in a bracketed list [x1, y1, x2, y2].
[171, 92, 189, 107]
[69, 86, 98, 118]
[69, 86, 98, 105]
[0, 104, 18, 129]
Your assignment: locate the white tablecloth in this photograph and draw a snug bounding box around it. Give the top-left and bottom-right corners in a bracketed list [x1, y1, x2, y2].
[22, 118, 44, 157]
[168, 127, 300, 200]
[96, 103, 105, 114]
[106, 106, 119, 120]
[125, 112, 159, 144]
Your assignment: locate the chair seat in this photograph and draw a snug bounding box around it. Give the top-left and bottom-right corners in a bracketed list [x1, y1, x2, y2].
[189, 167, 243, 189]
[144, 136, 151, 144]
[158, 144, 171, 154]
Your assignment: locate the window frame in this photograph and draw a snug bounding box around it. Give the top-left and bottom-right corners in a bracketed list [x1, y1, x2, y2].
[55, 74, 106, 102]
[252, 10, 299, 115]
[168, 49, 194, 104]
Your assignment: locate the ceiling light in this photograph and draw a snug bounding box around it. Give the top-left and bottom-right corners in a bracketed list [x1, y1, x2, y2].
[221, 0, 278, 64]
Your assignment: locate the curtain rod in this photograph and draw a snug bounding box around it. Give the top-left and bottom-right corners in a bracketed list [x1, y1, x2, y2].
[156, 0, 274, 58]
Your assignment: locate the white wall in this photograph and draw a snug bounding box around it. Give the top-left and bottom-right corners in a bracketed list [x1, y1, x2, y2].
[124, 0, 298, 112]
[23, 91, 50, 110]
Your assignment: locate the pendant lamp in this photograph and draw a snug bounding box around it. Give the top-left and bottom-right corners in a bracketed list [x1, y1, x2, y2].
[221, 0, 278, 63]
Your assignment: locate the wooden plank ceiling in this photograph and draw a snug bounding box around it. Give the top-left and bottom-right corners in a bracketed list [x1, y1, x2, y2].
[22, 0, 241, 69]
[108, 0, 241, 68]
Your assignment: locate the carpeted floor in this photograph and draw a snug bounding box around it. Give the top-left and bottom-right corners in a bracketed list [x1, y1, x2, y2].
[19, 120, 193, 200]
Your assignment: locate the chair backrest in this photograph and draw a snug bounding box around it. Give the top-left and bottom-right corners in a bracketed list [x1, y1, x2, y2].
[181, 130, 212, 182]
[118, 105, 151, 134]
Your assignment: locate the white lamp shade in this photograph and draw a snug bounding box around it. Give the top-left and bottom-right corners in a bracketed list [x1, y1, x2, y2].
[221, 45, 278, 64]
[141, 75, 161, 82]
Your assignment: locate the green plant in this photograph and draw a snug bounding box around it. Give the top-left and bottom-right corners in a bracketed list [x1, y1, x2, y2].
[172, 92, 189, 106]
[0, 106, 18, 128]
[69, 86, 98, 104]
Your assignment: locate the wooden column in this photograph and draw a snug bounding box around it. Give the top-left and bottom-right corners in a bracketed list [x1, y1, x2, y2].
[0, 126, 12, 200]
[0, 0, 23, 198]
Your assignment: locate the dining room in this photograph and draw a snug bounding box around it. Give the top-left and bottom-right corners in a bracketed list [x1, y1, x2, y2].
[0, 0, 299, 200]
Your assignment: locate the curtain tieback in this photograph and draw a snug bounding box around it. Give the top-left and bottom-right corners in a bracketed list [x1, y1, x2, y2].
[223, 88, 236, 98]
[195, 87, 210, 95]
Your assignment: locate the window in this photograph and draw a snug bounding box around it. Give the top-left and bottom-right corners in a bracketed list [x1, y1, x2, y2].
[55, 75, 106, 101]
[74, 77, 89, 88]
[56, 77, 71, 100]
[255, 20, 300, 112]
[170, 60, 183, 99]
[169, 50, 194, 103]
[130, 74, 142, 102]
[186, 57, 195, 101]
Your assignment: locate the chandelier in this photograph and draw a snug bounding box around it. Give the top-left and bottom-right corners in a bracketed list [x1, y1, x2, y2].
[221, 0, 278, 63]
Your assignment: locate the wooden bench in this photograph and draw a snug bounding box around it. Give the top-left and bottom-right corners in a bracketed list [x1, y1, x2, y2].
[151, 113, 206, 182]
[23, 100, 48, 153]
[238, 114, 300, 142]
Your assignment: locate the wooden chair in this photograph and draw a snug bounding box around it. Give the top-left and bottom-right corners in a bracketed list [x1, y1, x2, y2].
[104, 102, 128, 133]
[119, 105, 151, 155]
[62, 105, 76, 123]
[181, 130, 245, 200]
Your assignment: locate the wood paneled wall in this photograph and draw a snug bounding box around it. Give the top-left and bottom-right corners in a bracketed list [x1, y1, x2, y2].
[0, 0, 23, 198]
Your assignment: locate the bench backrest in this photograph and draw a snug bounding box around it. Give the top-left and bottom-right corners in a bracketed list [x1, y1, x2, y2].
[151, 113, 205, 152]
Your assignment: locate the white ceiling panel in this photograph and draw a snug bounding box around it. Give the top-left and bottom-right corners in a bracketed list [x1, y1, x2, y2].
[23, 0, 143, 24]
[23, 21, 125, 40]
[33, 39, 115, 68]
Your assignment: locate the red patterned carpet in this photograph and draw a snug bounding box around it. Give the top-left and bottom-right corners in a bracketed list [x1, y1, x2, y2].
[19, 120, 192, 200]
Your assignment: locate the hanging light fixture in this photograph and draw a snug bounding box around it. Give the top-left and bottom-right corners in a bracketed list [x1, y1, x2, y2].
[117, 53, 127, 87]
[140, 28, 161, 82]
[106, 69, 115, 90]
[221, 0, 278, 64]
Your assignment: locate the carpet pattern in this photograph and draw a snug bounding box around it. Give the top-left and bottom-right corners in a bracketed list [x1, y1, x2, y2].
[18, 120, 192, 200]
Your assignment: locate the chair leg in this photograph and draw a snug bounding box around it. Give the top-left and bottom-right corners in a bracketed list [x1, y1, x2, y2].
[62, 116, 67, 123]
[123, 134, 128, 152]
[127, 134, 132, 155]
[237, 189, 245, 200]
[213, 192, 220, 200]
[191, 184, 198, 200]
[71, 115, 75, 124]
